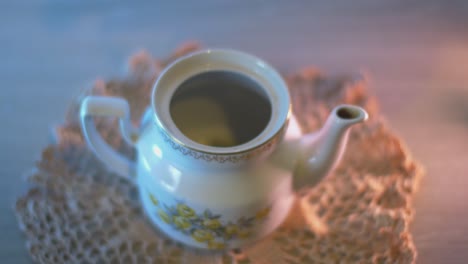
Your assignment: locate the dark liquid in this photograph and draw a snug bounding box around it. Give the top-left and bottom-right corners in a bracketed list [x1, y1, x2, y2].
[170, 71, 271, 147]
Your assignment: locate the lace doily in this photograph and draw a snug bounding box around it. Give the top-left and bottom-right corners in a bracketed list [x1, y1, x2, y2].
[15, 43, 423, 264]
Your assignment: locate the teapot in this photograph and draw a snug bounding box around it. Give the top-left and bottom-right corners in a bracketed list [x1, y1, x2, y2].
[80, 49, 368, 250]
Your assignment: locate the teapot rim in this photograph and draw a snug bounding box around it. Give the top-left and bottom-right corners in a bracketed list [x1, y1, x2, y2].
[150, 48, 291, 156]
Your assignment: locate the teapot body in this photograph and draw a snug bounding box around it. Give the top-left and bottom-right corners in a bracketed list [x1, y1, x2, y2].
[136, 110, 295, 250]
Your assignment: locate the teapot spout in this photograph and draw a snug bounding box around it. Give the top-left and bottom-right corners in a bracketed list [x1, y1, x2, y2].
[293, 105, 368, 190]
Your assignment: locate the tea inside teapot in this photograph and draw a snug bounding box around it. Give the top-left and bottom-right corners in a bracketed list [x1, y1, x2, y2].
[169, 70, 272, 147]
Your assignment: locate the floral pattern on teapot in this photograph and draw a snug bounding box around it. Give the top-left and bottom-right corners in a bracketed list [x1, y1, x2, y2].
[149, 193, 271, 249]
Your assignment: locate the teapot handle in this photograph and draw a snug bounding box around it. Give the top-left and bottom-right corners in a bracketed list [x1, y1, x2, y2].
[80, 96, 138, 181]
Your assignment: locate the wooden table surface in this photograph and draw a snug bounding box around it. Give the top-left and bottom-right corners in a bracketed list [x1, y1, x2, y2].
[1, 1, 467, 263]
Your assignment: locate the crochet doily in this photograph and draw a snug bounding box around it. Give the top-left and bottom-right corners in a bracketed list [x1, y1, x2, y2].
[15, 43, 423, 264]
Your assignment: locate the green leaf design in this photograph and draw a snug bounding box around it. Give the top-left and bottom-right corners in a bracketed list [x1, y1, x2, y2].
[204, 209, 210, 218]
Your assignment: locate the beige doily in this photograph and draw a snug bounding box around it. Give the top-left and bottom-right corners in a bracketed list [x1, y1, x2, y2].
[15, 43, 423, 264]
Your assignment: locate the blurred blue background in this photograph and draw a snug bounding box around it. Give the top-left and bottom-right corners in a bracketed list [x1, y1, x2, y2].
[1, 1, 468, 263]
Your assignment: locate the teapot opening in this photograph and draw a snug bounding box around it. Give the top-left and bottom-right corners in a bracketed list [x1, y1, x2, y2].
[337, 106, 362, 120]
[169, 70, 272, 148]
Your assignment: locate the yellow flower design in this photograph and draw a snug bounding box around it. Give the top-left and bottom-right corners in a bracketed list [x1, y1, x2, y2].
[203, 218, 221, 229]
[157, 209, 172, 224]
[191, 229, 214, 242]
[207, 240, 225, 250]
[177, 204, 196, 218]
[149, 193, 159, 206]
[238, 229, 252, 239]
[174, 216, 191, 230]
[255, 207, 271, 220]
[155, 197, 271, 248]
[225, 224, 238, 236]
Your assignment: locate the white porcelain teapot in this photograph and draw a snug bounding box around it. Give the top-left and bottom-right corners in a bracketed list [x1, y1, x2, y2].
[80, 49, 368, 250]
